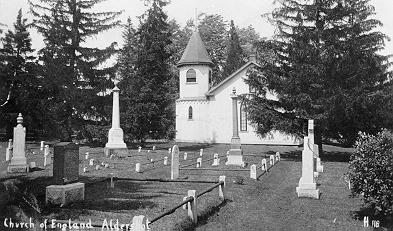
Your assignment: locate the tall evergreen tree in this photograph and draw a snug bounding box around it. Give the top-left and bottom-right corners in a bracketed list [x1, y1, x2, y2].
[120, 0, 174, 143]
[29, 0, 122, 140]
[245, 0, 392, 145]
[198, 14, 228, 84]
[223, 20, 246, 78]
[0, 9, 42, 136]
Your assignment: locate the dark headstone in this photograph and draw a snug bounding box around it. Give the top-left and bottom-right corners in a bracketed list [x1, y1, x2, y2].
[53, 142, 79, 185]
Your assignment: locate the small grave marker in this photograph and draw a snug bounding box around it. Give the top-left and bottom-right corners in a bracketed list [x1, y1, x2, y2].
[152, 146, 156, 151]
[85, 152, 89, 160]
[138, 146, 142, 153]
[95, 165, 100, 170]
[261, 158, 267, 171]
[250, 164, 257, 179]
[135, 163, 141, 173]
[270, 155, 275, 166]
[40, 141, 44, 151]
[275, 152, 280, 161]
[200, 148, 203, 156]
[89, 159, 94, 166]
[184, 152, 188, 160]
[212, 153, 219, 166]
[196, 158, 202, 168]
[164, 156, 168, 165]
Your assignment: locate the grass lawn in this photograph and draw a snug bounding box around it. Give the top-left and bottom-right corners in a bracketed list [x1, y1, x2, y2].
[0, 141, 391, 230]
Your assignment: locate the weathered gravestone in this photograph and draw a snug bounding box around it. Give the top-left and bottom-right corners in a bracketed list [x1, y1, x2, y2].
[7, 113, 28, 173]
[46, 142, 85, 206]
[296, 136, 319, 199]
[171, 145, 179, 180]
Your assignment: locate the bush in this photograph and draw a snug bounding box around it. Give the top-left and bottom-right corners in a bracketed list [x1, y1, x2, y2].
[348, 129, 393, 216]
[76, 124, 110, 146]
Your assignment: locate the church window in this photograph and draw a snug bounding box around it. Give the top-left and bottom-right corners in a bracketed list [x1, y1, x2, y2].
[188, 106, 193, 120]
[186, 69, 197, 83]
[240, 102, 247, 131]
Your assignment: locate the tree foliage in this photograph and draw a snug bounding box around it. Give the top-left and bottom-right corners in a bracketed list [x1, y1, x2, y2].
[119, 0, 175, 143]
[29, 0, 122, 140]
[223, 20, 246, 78]
[244, 0, 393, 144]
[348, 130, 393, 216]
[0, 9, 42, 137]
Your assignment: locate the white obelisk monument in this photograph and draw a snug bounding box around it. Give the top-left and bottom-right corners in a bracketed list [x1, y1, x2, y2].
[105, 85, 127, 156]
[226, 87, 244, 166]
[7, 113, 28, 173]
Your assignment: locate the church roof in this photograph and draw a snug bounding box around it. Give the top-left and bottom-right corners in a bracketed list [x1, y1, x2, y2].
[206, 61, 260, 96]
[177, 30, 213, 67]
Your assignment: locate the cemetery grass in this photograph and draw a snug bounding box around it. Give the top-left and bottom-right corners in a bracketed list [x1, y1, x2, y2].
[1, 142, 392, 230]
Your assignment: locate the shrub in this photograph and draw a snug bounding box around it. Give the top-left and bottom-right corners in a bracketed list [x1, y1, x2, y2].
[348, 129, 393, 216]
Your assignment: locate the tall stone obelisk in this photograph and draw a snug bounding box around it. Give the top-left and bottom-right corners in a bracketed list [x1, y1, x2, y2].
[7, 113, 28, 173]
[226, 87, 244, 166]
[105, 85, 127, 156]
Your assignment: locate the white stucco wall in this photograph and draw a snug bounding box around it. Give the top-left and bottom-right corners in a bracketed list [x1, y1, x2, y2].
[176, 64, 300, 145]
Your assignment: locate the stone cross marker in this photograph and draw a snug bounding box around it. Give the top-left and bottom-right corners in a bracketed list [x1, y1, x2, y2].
[7, 113, 28, 173]
[296, 136, 319, 199]
[53, 142, 79, 185]
[171, 145, 179, 180]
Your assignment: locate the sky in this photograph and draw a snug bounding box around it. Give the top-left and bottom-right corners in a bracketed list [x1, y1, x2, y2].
[0, 0, 392, 57]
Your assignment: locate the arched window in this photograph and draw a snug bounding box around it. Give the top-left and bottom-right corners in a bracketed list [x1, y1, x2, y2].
[188, 106, 193, 120]
[240, 102, 247, 131]
[186, 69, 196, 83]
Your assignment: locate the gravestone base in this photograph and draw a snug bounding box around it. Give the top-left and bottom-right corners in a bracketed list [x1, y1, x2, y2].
[296, 180, 319, 199]
[226, 149, 244, 166]
[104, 148, 128, 157]
[7, 164, 28, 174]
[46, 182, 85, 206]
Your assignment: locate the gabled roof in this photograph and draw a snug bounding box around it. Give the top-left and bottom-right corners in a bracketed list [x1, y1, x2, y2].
[206, 61, 260, 96]
[177, 30, 213, 67]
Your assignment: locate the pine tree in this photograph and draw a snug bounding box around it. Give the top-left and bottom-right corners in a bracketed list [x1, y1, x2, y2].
[0, 9, 42, 137]
[223, 20, 246, 78]
[119, 0, 174, 143]
[29, 0, 122, 140]
[245, 0, 392, 145]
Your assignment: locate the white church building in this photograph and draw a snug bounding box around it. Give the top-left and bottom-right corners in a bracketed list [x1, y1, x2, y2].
[175, 30, 300, 145]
